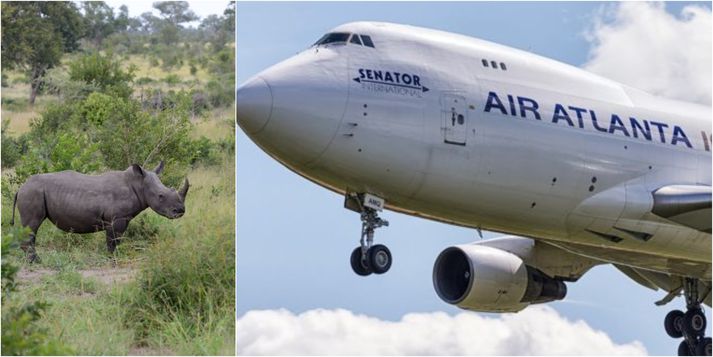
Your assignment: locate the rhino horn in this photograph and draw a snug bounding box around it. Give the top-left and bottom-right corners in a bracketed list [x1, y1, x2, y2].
[153, 160, 165, 175]
[179, 178, 189, 201]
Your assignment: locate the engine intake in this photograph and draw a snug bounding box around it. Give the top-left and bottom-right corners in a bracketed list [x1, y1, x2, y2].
[433, 244, 566, 312]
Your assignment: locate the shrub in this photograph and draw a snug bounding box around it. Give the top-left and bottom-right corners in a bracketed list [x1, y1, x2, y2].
[14, 132, 103, 183]
[188, 136, 219, 166]
[205, 79, 233, 108]
[0, 97, 30, 112]
[1, 227, 73, 355]
[135, 77, 154, 85]
[164, 74, 181, 86]
[1, 120, 26, 168]
[68, 52, 136, 99]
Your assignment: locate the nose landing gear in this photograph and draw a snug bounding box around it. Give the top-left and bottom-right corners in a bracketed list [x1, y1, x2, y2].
[345, 192, 391, 276]
[663, 278, 712, 356]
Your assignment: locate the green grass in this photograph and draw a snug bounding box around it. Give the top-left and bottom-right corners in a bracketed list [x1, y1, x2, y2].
[1, 52, 236, 353]
[2, 154, 235, 355]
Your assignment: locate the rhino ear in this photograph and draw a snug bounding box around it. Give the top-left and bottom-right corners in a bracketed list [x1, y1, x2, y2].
[132, 164, 145, 177]
[153, 160, 165, 175]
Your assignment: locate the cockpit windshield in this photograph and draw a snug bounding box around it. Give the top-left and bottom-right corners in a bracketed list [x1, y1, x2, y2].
[313, 32, 376, 48]
[313, 32, 350, 46]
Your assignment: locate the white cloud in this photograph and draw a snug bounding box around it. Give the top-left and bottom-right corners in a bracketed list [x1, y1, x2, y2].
[583, 2, 711, 105]
[237, 307, 647, 355]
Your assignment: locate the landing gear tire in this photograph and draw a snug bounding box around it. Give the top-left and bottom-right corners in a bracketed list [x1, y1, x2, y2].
[350, 247, 372, 276]
[683, 309, 707, 337]
[696, 337, 712, 356]
[344, 192, 391, 277]
[679, 340, 691, 356]
[666, 310, 685, 338]
[367, 244, 392, 274]
[664, 278, 712, 356]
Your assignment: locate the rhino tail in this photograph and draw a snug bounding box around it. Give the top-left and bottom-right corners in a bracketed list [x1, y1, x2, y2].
[11, 191, 17, 226]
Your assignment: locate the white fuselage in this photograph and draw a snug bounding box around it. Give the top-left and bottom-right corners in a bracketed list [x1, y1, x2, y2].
[237, 22, 712, 279]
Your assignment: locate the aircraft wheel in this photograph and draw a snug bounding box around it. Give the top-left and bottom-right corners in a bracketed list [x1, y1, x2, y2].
[696, 337, 712, 356]
[679, 340, 692, 356]
[684, 309, 707, 337]
[367, 244, 392, 275]
[350, 247, 372, 276]
[665, 310, 685, 338]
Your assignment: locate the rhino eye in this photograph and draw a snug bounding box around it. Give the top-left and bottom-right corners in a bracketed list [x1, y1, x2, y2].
[158, 194, 165, 201]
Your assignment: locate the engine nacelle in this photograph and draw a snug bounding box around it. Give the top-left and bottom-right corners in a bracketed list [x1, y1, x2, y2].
[433, 244, 566, 312]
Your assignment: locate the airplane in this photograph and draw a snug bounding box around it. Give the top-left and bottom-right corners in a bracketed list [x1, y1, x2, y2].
[237, 21, 712, 356]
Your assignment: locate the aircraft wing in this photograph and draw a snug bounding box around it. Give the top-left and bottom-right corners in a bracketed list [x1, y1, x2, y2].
[652, 185, 712, 233]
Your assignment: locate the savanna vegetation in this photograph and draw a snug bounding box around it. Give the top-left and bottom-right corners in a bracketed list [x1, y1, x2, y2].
[1, 1, 235, 355]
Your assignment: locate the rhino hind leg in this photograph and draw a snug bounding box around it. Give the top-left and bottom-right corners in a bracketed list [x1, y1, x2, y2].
[17, 189, 47, 264]
[20, 233, 41, 264]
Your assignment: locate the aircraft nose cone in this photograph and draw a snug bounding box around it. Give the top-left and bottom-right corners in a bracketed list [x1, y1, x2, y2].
[237, 76, 273, 134]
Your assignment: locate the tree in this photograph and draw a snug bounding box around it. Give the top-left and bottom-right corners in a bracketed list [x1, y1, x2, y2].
[153, 1, 198, 45]
[82, 1, 117, 48]
[1, 2, 84, 105]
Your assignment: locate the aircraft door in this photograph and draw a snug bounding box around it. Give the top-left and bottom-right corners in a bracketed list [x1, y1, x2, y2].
[441, 93, 467, 145]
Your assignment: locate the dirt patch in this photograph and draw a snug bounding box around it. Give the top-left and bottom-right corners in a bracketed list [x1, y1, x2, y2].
[16, 268, 56, 284]
[16, 267, 136, 285]
[79, 268, 135, 284]
[129, 346, 175, 356]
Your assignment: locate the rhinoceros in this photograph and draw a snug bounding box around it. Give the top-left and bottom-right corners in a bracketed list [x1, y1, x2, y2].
[10, 161, 189, 262]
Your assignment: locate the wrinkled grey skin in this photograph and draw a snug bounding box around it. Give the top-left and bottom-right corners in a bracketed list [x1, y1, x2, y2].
[11, 161, 189, 263]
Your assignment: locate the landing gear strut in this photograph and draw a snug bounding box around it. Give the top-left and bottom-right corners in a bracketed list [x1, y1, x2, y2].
[345, 192, 391, 276]
[664, 278, 711, 356]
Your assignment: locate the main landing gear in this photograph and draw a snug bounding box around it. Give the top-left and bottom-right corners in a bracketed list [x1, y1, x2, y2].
[663, 278, 711, 356]
[345, 192, 391, 276]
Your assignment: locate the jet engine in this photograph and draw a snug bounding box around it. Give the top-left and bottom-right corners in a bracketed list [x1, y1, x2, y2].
[433, 244, 567, 312]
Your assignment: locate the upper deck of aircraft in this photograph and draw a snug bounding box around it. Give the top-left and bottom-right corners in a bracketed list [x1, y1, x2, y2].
[314, 21, 710, 125]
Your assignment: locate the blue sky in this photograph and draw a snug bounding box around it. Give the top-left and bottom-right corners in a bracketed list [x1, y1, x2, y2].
[236, 2, 711, 355]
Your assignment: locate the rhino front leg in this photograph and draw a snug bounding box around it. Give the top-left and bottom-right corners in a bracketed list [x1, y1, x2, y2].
[105, 218, 129, 254]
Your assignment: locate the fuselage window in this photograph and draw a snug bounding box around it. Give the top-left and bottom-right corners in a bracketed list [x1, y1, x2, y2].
[482, 59, 489, 67]
[360, 35, 375, 48]
[314, 32, 350, 46]
[500, 62, 507, 70]
[490, 60, 498, 68]
[349, 34, 362, 45]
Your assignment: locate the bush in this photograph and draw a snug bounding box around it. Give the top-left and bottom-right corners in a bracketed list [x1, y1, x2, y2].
[14, 132, 103, 183]
[1, 120, 26, 168]
[44, 67, 100, 102]
[188, 136, 219, 166]
[19, 54, 197, 187]
[164, 74, 181, 86]
[205, 79, 233, 108]
[0, 97, 30, 112]
[68, 52, 136, 99]
[1, 227, 73, 355]
[135, 77, 154, 85]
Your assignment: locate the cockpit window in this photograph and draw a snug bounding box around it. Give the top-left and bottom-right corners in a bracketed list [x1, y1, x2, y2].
[349, 34, 362, 45]
[360, 35, 375, 48]
[314, 32, 350, 46]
